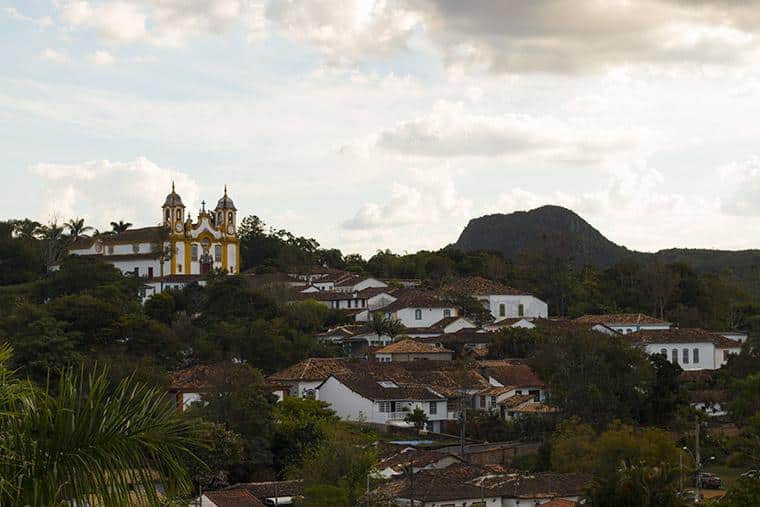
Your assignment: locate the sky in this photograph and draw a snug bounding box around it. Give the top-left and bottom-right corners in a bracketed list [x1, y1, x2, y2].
[3, 1, 760, 257]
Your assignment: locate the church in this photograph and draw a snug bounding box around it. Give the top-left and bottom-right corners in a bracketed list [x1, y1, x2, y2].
[69, 184, 240, 294]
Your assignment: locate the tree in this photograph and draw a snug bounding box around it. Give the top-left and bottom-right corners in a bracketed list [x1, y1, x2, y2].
[444, 292, 494, 326]
[10, 218, 41, 240]
[37, 220, 71, 272]
[110, 220, 133, 233]
[193, 363, 276, 482]
[730, 373, 760, 424]
[637, 353, 685, 427]
[404, 407, 429, 432]
[721, 475, 760, 507]
[64, 217, 93, 240]
[584, 461, 687, 507]
[370, 312, 404, 340]
[0, 344, 199, 506]
[187, 422, 246, 491]
[297, 485, 350, 507]
[529, 331, 654, 428]
[272, 398, 339, 474]
[551, 419, 682, 476]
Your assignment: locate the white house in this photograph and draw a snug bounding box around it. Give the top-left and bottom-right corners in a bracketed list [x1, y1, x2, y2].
[317, 373, 449, 432]
[267, 358, 350, 399]
[574, 313, 671, 334]
[444, 277, 549, 320]
[298, 288, 397, 313]
[383, 291, 460, 328]
[631, 328, 742, 371]
[401, 316, 478, 338]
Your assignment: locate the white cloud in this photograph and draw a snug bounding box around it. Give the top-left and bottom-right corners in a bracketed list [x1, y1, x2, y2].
[58, 0, 250, 47]
[30, 157, 201, 230]
[89, 50, 116, 65]
[720, 156, 760, 216]
[4, 7, 53, 28]
[342, 168, 471, 231]
[40, 48, 70, 64]
[374, 100, 641, 164]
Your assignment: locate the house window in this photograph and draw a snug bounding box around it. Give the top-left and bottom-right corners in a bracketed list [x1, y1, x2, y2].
[660, 348, 667, 356]
[215, 245, 222, 261]
[429, 401, 437, 415]
[518, 304, 524, 317]
[107, 245, 114, 254]
[683, 348, 689, 364]
[672, 349, 678, 363]
[148, 267, 153, 278]
[499, 303, 506, 317]
[480, 395, 486, 407]
[415, 309, 422, 320]
[693, 348, 699, 363]
[443, 309, 451, 318]
[191, 244, 198, 261]
[491, 395, 497, 406]
[378, 401, 394, 413]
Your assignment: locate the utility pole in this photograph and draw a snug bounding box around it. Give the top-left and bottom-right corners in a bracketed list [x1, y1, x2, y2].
[695, 418, 701, 503]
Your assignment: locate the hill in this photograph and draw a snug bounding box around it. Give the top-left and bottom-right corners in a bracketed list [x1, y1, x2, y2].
[454, 205, 760, 296]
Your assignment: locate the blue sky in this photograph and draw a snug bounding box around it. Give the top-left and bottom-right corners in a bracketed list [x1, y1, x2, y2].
[3, 1, 760, 256]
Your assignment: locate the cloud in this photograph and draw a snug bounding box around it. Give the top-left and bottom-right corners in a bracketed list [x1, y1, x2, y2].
[342, 168, 471, 232]
[89, 50, 116, 65]
[262, 0, 760, 74]
[30, 157, 201, 229]
[58, 0, 248, 47]
[4, 7, 53, 28]
[374, 101, 639, 163]
[720, 156, 760, 216]
[40, 48, 70, 64]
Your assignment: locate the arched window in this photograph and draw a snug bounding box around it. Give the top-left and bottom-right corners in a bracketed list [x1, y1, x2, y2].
[671, 349, 678, 363]
[217, 212, 223, 224]
[228, 211, 233, 223]
[175, 209, 181, 220]
[414, 309, 422, 320]
[693, 348, 700, 363]
[191, 244, 198, 261]
[165, 209, 171, 222]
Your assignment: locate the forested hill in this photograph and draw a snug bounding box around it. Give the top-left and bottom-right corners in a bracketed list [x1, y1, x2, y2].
[454, 205, 760, 296]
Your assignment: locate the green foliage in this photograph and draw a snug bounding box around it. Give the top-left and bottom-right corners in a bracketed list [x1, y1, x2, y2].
[637, 353, 686, 427]
[529, 331, 654, 428]
[272, 398, 339, 474]
[0, 221, 41, 284]
[467, 410, 557, 442]
[193, 363, 276, 482]
[187, 422, 246, 490]
[551, 419, 682, 476]
[720, 475, 760, 507]
[488, 328, 543, 358]
[404, 407, 429, 431]
[584, 461, 687, 507]
[297, 485, 350, 507]
[443, 292, 494, 325]
[0, 345, 199, 506]
[370, 312, 404, 339]
[730, 373, 760, 424]
[288, 426, 376, 506]
[144, 291, 177, 324]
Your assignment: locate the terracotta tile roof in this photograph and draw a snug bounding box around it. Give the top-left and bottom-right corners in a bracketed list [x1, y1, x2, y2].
[536, 499, 577, 507]
[419, 329, 495, 345]
[204, 489, 265, 507]
[228, 480, 304, 500]
[169, 363, 254, 391]
[81, 252, 158, 262]
[633, 328, 744, 348]
[375, 463, 590, 503]
[297, 287, 394, 301]
[268, 358, 349, 382]
[510, 401, 558, 414]
[379, 449, 463, 473]
[478, 385, 515, 396]
[486, 364, 545, 388]
[444, 276, 531, 296]
[331, 372, 445, 401]
[498, 393, 535, 408]
[383, 290, 455, 312]
[376, 339, 453, 355]
[574, 313, 669, 325]
[99, 226, 165, 245]
[531, 318, 602, 332]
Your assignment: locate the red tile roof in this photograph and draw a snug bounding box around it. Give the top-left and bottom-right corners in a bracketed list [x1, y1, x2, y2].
[633, 328, 744, 348]
[444, 276, 531, 296]
[376, 339, 453, 355]
[267, 358, 350, 381]
[383, 290, 455, 312]
[574, 313, 669, 325]
[486, 364, 545, 388]
[204, 489, 265, 507]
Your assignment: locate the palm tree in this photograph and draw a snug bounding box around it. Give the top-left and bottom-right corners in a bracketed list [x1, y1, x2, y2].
[0, 344, 200, 506]
[64, 217, 93, 240]
[370, 312, 404, 340]
[11, 219, 42, 240]
[152, 224, 173, 285]
[37, 221, 71, 272]
[110, 220, 133, 233]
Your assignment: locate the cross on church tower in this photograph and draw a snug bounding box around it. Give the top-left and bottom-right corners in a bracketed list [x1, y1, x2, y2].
[201, 200, 206, 213]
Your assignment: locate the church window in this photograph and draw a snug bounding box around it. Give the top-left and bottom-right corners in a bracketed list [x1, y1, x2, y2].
[177, 264, 182, 272]
[215, 245, 222, 261]
[176, 209, 181, 220]
[228, 212, 233, 223]
[217, 212, 223, 224]
[165, 209, 170, 222]
[191, 244, 198, 261]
